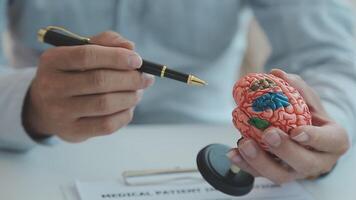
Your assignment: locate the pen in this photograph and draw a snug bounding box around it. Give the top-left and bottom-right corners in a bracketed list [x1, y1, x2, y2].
[37, 26, 207, 86]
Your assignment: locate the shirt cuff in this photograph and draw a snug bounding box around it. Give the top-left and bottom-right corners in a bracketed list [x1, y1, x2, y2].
[0, 68, 53, 151]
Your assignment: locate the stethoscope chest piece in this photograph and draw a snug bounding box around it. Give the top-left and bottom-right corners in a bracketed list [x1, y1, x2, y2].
[197, 144, 255, 196]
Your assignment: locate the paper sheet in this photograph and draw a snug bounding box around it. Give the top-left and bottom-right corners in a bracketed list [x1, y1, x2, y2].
[74, 178, 314, 200]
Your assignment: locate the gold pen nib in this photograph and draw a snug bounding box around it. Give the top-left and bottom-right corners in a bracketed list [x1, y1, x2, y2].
[188, 75, 208, 86]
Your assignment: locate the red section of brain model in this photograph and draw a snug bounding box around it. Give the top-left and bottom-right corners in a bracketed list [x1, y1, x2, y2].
[232, 73, 312, 149]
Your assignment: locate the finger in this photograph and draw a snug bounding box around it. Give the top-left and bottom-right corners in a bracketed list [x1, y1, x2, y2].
[53, 70, 154, 96]
[227, 149, 261, 177]
[40, 45, 142, 71]
[270, 69, 327, 115]
[270, 69, 310, 99]
[290, 124, 349, 154]
[68, 91, 143, 118]
[90, 31, 135, 50]
[74, 108, 134, 140]
[261, 128, 335, 175]
[238, 139, 298, 184]
[270, 69, 314, 103]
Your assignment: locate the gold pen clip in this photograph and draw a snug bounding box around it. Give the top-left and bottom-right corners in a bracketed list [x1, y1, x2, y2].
[37, 26, 90, 43]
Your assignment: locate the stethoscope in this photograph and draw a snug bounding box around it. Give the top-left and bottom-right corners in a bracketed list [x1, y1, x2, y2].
[197, 143, 255, 196]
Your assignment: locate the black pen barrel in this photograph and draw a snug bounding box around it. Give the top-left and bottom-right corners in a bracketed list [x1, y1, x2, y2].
[140, 60, 164, 77]
[43, 29, 89, 46]
[164, 68, 189, 83]
[140, 60, 188, 83]
[39, 28, 203, 85]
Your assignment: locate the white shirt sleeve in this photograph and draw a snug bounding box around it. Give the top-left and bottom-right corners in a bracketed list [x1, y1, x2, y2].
[0, 67, 38, 151]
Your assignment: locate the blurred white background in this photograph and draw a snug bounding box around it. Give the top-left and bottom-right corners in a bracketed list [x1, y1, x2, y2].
[241, 0, 356, 75]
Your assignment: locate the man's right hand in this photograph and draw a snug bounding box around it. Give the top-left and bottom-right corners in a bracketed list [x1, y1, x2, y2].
[23, 31, 154, 142]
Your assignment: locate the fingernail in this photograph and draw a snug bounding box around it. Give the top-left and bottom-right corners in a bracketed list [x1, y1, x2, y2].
[237, 137, 244, 146]
[270, 68, 280, 73]
[126, 41, 135, 47]
[144, 74, 155, 87]
[292, 132, 309, 142]
[240, 140, 257, 159]
[128, 53, 142, 68]
[263, 130, 281, 147]
[231, 154, 242, 164]
[226, 151, 242, 164]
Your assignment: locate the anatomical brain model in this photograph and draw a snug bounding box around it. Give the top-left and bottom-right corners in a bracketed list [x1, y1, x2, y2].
[232, 73, 312, 149]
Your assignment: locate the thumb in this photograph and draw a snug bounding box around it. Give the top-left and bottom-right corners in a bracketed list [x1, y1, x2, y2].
[90, 31, 135, 50]
[270, 69, 328, 117]
[270, 69, 310, 100]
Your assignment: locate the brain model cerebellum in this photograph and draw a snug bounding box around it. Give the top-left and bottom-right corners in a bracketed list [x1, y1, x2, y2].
[232, 73, 312, 149]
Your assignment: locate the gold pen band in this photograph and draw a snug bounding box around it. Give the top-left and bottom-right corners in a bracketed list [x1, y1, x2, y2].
[187, 75, 192, 85]
[37, 29, 47, 43]
[161, 65, 167, 77]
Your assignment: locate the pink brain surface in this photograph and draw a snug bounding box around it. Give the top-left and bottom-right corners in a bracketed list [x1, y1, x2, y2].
[232, 73, 312, 150]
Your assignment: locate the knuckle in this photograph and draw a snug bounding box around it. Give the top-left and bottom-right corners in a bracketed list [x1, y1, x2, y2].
[40, 47, 59, 58]
[76, 47, 87, 63]
[309, 131, 321, 145]
[132, 73, 146, 88]
[78, 46, 96, 67]
[113, 48, 126, 65]
[91, 70, 107, 89]
[95, 95, 111, 112]
[100, 118, 118, 135]
[39, 49, 58, 67]
[39, 50, 53, 64]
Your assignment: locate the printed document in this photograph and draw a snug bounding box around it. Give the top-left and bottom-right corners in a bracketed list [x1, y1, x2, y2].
[74, 178, 314, 200]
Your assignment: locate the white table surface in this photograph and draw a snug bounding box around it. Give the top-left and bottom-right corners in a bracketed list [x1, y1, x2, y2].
[0, 124, 355, 200]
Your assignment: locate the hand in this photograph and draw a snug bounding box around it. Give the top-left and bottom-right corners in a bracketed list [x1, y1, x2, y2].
[23, 31, 155, 142]
[228, 69, 350, 184]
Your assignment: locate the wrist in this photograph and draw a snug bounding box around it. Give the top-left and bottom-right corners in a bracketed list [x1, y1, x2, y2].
[22, 87, 52, 140]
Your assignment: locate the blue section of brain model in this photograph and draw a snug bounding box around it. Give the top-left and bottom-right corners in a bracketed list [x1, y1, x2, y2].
[252, 92, 290, 112]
